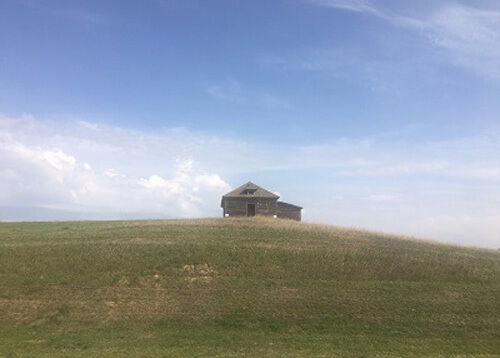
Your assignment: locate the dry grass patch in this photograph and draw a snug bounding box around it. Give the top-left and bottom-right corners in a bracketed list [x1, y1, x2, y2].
[0, 285, 221, 326]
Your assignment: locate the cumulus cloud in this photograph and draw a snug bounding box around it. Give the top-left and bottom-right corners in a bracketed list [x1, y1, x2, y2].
[0, 115, 230, 218]
[139, 160, 229, 217]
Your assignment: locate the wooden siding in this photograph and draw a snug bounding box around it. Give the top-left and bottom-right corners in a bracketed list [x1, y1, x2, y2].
[277, 202, 302, 221]
[223, 197, 278, 218]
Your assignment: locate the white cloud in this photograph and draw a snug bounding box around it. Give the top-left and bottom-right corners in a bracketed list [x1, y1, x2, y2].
[0, 115, 230, 218]
[0, 135, 97, 205]
[137, 160, 229, 216]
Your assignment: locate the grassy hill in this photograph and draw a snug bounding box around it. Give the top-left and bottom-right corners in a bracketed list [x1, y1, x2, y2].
[0, 218, 499, 357]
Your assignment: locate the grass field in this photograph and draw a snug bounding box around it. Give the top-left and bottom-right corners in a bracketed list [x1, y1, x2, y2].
[0, 217, 499, 357]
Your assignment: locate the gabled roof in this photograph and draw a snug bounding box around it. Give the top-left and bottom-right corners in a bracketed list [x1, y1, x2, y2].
[222, 182, 280, 199]
[277, 201, 303, 210]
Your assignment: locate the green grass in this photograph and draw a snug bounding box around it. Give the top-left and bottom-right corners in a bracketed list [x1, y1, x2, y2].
[1, 217, 499, 357]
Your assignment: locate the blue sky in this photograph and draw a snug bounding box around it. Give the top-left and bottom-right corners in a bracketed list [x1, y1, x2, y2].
[1, 0, 500, 248]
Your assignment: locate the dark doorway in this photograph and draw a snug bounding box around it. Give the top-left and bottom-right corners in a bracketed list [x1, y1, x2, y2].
[247, 203, 256, 217]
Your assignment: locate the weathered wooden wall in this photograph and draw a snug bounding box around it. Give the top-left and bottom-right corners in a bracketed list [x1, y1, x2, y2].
[277, 202, 302, 221]
[223, 197, 278, 217]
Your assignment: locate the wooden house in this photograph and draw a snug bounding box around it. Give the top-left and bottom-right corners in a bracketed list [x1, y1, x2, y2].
[221, 182, 302, 221]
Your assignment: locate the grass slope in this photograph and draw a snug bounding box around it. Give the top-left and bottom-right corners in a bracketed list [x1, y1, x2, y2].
[0, 218, 499, 357]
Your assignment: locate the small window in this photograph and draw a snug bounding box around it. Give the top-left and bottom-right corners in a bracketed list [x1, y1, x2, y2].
[243, 189, 256, 195]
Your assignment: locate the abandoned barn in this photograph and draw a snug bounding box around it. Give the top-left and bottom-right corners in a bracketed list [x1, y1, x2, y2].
[221, 182, 303, 221]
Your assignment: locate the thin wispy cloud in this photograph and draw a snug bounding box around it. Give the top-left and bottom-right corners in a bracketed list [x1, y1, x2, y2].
[308, 0, 380, 15]
[309, 0, 500, 79]
[61, 8, 105, 26]
[308, 0, 423, 28]
[207, 80, 290, 109]
[296, 135, 500, 181]
[257, 49, 407, 94]
[427, 4, 500, 78]
[15, 0, 106, 26]
[207, 80, 244, 103]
